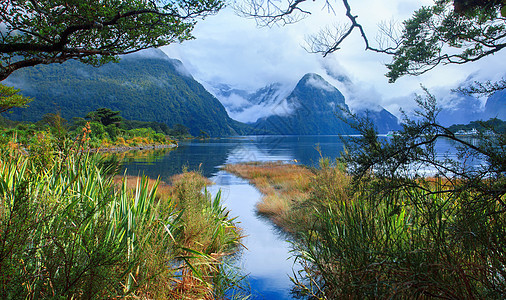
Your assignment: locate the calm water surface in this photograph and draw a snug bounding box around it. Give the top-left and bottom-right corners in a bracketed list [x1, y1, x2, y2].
[120, 135, 471, 298]
[121, 135, 348, 299]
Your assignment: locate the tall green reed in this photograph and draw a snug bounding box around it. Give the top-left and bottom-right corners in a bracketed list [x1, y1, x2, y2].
[291, 159, 506, 299]
[0, 131, 245, 299]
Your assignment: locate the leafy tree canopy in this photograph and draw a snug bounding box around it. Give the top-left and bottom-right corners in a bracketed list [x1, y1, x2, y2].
[0, 0, 223, 81]
[385, 0, 506, 83]
[0, 82, 31, 113]
[86, 107, 122, 127]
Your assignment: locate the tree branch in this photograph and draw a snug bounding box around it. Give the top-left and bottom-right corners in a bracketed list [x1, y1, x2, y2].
[454, 78, 506, 96]
[327, 0, 398, 56]
[0, 0, 223, 80]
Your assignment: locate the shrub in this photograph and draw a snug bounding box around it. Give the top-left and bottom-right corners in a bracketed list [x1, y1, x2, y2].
[105, 124, 120, 141]
[290, 91, 506, 299]
[0, 148, 126, 298]
[0, 140, 244, 299]
[88, 121, 107, 140]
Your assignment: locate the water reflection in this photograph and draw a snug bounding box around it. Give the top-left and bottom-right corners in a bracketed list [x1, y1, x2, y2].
[209, 173, 295, 299]
[121, 136, 347, 181]
[117, 135, 483, 299]
[119, 136, 345, 299]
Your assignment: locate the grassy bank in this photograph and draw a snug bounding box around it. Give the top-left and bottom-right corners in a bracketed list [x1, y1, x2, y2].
[1, 108, 181, 151]
[226, 159, 506, 299]
[224, 162, 314, 232]
[0, 133, 245, 299]
[1, 121, 177, 151]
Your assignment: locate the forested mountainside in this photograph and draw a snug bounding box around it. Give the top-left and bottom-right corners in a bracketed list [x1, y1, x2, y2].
[4, 49, 250, 137]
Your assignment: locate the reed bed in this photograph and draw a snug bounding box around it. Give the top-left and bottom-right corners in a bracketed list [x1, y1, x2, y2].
[226, 158, 505, 299]
[224, 161, 314, 232]
[0, 138, 245, 299]
[292, 162, 506, 299]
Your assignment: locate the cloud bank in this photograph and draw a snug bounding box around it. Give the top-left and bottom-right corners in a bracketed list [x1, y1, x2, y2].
[162, 0, 506, 117]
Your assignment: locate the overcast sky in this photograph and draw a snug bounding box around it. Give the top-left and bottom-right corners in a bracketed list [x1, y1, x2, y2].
[162, 0, 506, 116]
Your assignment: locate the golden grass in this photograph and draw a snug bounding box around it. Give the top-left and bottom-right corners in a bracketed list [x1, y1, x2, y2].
[225, 161, 315, 232]
[112, 175, 172, 212]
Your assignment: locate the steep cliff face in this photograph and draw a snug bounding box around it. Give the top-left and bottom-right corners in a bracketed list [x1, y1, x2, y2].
[251, 73, 351, 135]
[356, 108, 401, 133]
[249, 74, 401, 135]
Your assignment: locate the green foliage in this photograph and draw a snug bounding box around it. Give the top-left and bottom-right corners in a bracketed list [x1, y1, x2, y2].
[0, 107, 182, 149]
[168, 172, 245, 297]
[199, 129, 211, 139]
[448, 117, 506, 133]
[121, 121, 191, 137]
[86, 107, 122, 127]
[291, 91, 506, 298]
[0, 148, 129, 298]
[0, 134, 244, 298]
[0, 83, 32, 113]
[386, 0, 506, 82]
[172, 123, 191, 137]
[3, 52, 249, 136]
[293, 169, 506, 298]
[0, 0, 224, 80]
[240, 0, 506, 92]
[88, 121, 108, 141]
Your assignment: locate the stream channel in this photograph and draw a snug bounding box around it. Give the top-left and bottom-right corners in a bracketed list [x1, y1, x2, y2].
[119, 135, 471, 298]
[120, 135, 347, 299]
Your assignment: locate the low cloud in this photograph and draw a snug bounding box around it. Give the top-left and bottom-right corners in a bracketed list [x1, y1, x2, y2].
[231, 98, 296, 123]
[218, 93, 251, 112]
[321, 60, 388, 113]
[306, 74, 335, 92]
[163, 1, 506, 118]
[208, 82, 296, 123]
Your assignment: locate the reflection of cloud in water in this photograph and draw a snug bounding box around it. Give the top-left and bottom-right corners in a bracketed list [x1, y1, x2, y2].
[209, 171, 295, 299]
[120, 136, 487, 299]
[120, 136, 348, 299]
[225, 144, 293, 164]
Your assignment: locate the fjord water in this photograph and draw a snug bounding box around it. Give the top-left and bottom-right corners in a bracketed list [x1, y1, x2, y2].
[121, 135, 348, 299]
[120, 135, 470, 299]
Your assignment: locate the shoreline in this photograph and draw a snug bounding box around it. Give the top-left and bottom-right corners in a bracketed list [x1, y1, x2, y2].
[91, 143, 177, 153]
[224, 161, 314, 233]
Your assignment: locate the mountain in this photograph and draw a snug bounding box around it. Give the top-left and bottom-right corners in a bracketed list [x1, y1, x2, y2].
[211, 73, 400, 135]
[483, 89, 506, 120]
[436, 88, 505, 126]
[4, 49, 249, 137]
[356, 108, 401, 133]
[207, 82, 294, 124]
[437, 94, 483, 126]
[251, 73, 355, 135]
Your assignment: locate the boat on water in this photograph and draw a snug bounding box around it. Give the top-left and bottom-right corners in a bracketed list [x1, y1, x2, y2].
[386, 130, 399, 137]
[455, 128, 479, 136]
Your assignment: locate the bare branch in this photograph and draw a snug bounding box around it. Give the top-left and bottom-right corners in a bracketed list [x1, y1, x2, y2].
[235, 0, 312, 26]
[305, 0, 396, 56]
[239, 0, 506, 83]
[375, 20, 403, 53]
[304, 24, 350, 54]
